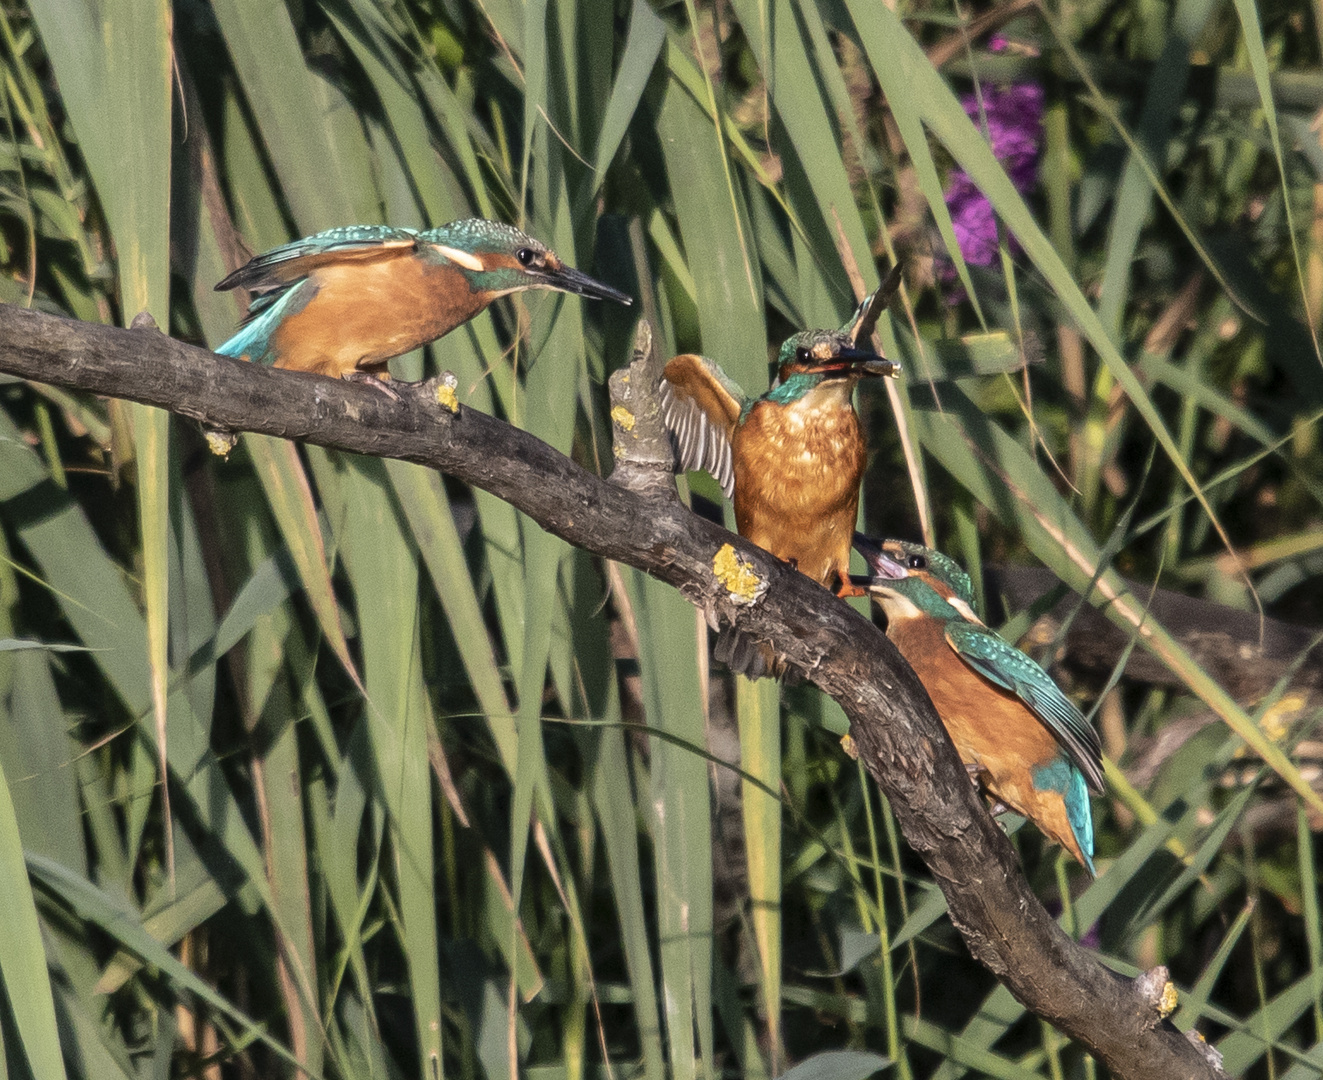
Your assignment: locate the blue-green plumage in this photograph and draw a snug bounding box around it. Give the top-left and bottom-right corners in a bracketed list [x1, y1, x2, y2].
[214, 217, 629, 378]
[215, 272, 318, 365]
[1029, 760, 1096, 876]
[856, 535, 1104, 874]
[655, 275, 906, 679]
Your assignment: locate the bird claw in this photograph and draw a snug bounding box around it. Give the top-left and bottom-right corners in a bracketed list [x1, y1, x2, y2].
[342, 369, 402, 401]
[962, 764, 1007, 814]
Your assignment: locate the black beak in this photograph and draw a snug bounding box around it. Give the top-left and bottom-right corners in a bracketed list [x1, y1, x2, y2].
[543, 264, 633, 305]
[814, 347, 902, 379]
[852, 533, 908, 582]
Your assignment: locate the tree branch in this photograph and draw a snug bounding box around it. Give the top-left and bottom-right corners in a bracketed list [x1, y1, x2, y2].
[0, 303, 1224, 1080]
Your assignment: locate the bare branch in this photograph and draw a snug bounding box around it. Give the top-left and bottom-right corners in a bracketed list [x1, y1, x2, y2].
[0, 303, 1223, 1080]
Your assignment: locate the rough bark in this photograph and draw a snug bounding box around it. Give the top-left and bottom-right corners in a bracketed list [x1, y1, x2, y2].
[0, 303, 1225, 1080]
[986, 565, 1323, 700]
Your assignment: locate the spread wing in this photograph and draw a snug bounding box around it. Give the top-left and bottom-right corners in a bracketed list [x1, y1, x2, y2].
[658, 354, 746, 500]
[216, 225, 421, 292]
[844, 262, 904, 346]
[945, 621, 1105, 794]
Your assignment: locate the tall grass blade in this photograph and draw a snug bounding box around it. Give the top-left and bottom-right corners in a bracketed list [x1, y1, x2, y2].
[210, 0, 372, 229]
[28, 855, 314, 1076]
[245, 434, 363, 689]
[0, 763, 67, 1080]
[629, 571, 713, 1080]
[847, 0, 1251, 571]
[910, 386, 1323, 813]
[736, 674, 782, 1064]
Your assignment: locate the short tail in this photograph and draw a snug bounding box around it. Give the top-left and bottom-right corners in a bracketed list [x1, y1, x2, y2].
[213, 283, 308, 364]
[1030, 757, 1097, 876]
[1064, 766, 1096, 877]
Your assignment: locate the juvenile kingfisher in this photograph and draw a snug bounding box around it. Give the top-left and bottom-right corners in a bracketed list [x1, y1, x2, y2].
[855, 535, 1105, 873]
[658, 267, 903, 601]
[214, 218, 631, 386]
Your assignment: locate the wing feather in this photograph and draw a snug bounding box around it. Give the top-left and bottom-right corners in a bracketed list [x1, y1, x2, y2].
[659, 354, 745, 499]
[216, 225, 421, 292]
[945, 622, 1106, 794]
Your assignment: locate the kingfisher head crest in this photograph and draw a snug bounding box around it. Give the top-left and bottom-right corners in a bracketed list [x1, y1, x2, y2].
[772, 327, 900, 389]
[853, 536, 980, 622]
[422, 218, 632, 304]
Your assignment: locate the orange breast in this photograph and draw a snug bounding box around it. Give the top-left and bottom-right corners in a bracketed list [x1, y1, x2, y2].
[731, 397, 865, 588]
[271, 257, 489, 377]
[887, 615, 1089, 865]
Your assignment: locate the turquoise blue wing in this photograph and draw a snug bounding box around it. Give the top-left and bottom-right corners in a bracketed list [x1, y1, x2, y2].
[945, 621, 1105, 794]
[216, 225, 420, 292]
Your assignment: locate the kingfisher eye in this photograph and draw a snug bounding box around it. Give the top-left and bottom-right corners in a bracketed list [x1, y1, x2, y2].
[906, 554, 927, 570]
[795, 347, 810, 364]
[515, 247, 536, 267]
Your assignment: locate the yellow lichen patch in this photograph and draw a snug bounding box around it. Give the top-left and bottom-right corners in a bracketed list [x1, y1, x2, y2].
[713, 543, 763, 604]
[611, 405, 636, 432]
[840, 733, 859, 760]
[204, 428, 238, 458]
[435, 383, 459, 413]
[1158, 981, 1178, 1019]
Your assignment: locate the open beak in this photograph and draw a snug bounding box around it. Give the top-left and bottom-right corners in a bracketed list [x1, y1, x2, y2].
[542, 264, 633, 305]
[811, 347, 902, 379]
[852, 533, 908, 583]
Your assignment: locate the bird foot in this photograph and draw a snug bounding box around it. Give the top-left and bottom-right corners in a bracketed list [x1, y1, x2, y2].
[963, 764, 1007, 813]
[836, 581, 867, 598]
[342, 369, 402, 401]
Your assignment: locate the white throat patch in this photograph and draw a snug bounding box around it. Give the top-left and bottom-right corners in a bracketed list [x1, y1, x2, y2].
[876, 592, 924, 621]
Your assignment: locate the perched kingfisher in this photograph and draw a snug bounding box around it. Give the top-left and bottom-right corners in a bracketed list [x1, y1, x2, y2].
[855, 535, 1105, 874]
[214, 218, 631, 387]
[659, 267, 903, 602]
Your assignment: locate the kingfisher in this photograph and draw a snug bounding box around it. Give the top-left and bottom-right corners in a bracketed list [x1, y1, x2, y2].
[214, 218, 631, 388]
[854, 535, 1105, 874]
[658, 266, 903, 603]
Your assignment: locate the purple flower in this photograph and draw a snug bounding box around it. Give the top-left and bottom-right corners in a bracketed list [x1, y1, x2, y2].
[942, 82, 1044, 277]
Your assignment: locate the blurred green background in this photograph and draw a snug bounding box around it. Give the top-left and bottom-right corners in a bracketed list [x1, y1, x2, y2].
[0, 0, 1320, 1076]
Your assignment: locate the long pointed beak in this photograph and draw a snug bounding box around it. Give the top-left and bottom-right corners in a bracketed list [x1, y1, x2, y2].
[812, 347, 902, 379]
[542, 264, 633, 305]
[852, 533, 908, 582]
